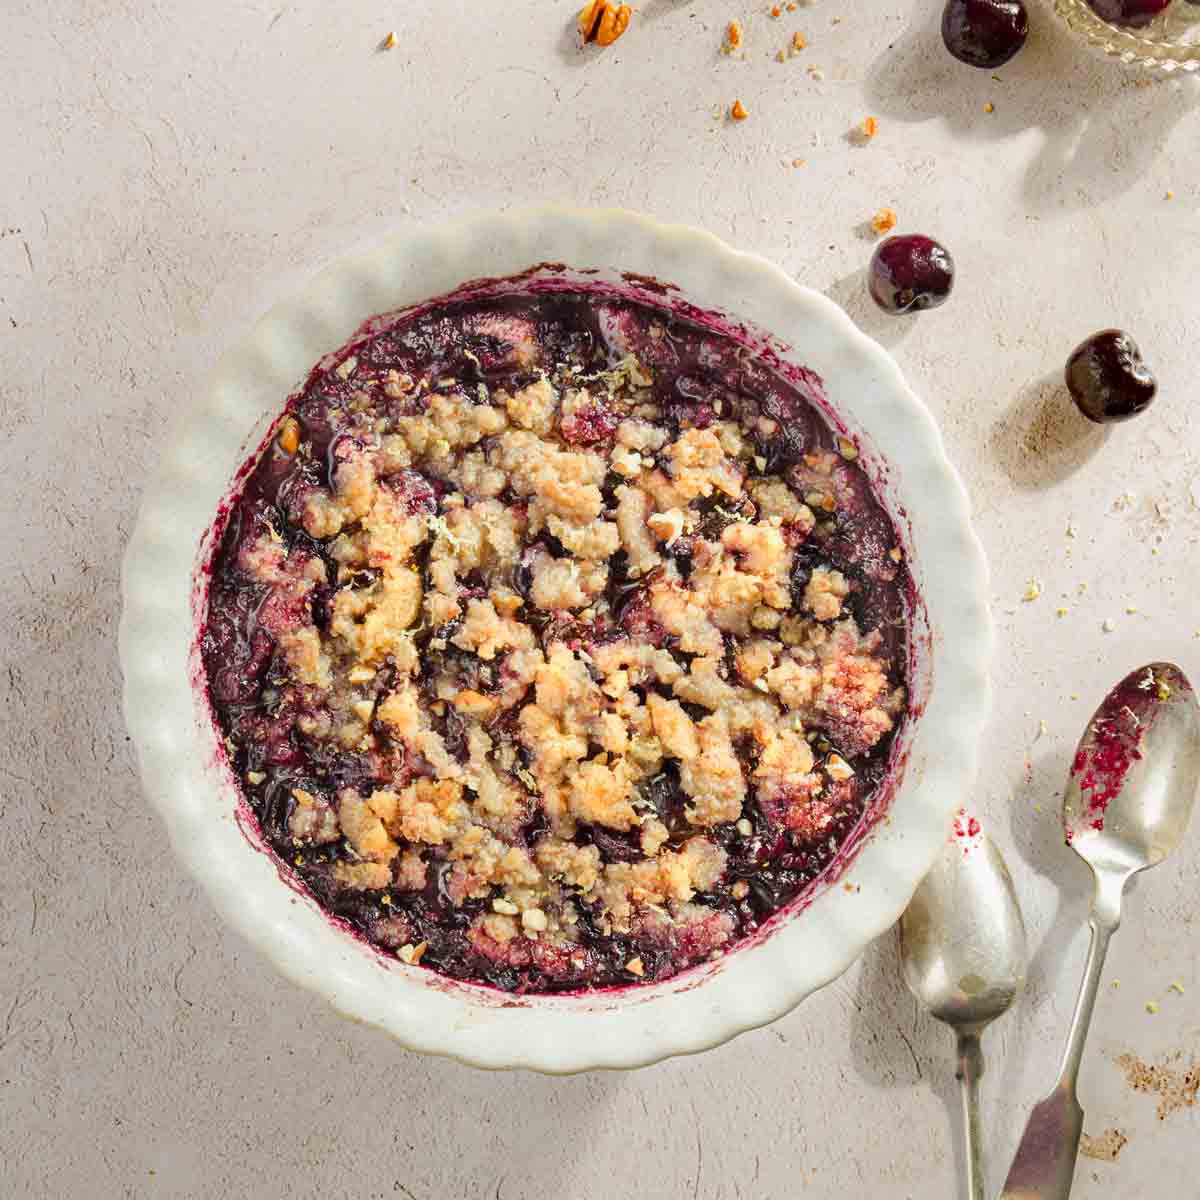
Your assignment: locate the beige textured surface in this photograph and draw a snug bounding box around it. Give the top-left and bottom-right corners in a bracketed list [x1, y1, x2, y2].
[3, 2, 1199, 1196]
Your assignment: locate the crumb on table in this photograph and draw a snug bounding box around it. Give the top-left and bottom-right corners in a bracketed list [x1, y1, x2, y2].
[1080, 1129, 1128, 1162]
[870, 208, 897, 236]
[579, 0, 632, 47]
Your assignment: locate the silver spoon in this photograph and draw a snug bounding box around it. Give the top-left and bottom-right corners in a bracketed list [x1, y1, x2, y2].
[900, 813, 1028, 1200]
[999, 661, 1200, 1200]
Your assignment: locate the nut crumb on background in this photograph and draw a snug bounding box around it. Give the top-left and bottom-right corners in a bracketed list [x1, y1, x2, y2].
[724, 20, 743, 53]
[579, 0, 632, 46]
[1080, 1129, 1128, 1162]
[870, 208, 896, 236]
[1117, 1053, 1200, 1121]
[859, 115, 879, 140]
[730, 98, 749, 120]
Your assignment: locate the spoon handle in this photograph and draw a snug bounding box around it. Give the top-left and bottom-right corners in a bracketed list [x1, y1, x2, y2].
[956, 1030, 985, 1200]
[997, 874, 1125, 1199]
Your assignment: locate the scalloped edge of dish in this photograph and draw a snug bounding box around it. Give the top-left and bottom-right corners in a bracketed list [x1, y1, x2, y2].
[120, 206, 991, 1073]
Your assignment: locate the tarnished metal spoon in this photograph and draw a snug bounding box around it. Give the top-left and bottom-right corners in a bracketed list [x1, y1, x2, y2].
[900, 813, 1028, 1200]
[999, 662, 1200, 1200]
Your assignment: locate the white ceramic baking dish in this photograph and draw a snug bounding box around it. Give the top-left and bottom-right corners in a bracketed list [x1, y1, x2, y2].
[119, 207, 990, 1072]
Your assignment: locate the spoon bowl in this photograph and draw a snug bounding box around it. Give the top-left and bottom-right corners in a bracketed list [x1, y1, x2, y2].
[901, 813, 1027, 1200]
[901, 815, 1027, 1033]
[1064, 662, 1200, 876]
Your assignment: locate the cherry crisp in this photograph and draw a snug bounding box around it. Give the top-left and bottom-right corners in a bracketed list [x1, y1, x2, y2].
[202, 288, 911, 993]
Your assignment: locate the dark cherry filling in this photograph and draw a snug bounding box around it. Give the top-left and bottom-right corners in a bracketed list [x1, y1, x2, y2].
[202, 290, 912, 994]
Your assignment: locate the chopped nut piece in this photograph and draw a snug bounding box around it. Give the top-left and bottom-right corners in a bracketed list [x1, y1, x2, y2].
[770, 4, 782, 16]
[382, 30, 398, 50]
[384, 369, 414, 397]
[984, 101, 995, 114]
[826, 753, 854, 782]
[396, 941, 428, 964]
[791, 31, 807, 52]
[647, 508, 685, 545]
[736, 817, 753, 837]
[1022, 580, 1042, 602]
[246, 770, 266, 786]
[579, 0, 632, 46]
[870, 207, 897, 236]
[626, 957, 645, 977]
[492, 897, 520, 916]
[860, 117, 879, 140]
[836, 437, 858, 461]
[277, 417, 301, 455]
[453, 688, 499, 720]
[724, 20, 743, 52]
[731, 880, 750, 899]
[730, 98, 749, 121]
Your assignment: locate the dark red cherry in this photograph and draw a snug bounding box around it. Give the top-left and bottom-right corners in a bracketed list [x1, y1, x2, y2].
[942, 0, 1029, 68]
[1088, 0, 1172, 28]
[868, 235, 955, 315]
[1065, 330, 1157, 424]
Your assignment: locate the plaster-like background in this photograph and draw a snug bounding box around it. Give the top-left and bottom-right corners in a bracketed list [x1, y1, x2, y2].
[2, 2, 1198, 1196]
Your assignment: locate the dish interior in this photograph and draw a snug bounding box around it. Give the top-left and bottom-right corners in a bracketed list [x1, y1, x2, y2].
[199, 272, 918, 995]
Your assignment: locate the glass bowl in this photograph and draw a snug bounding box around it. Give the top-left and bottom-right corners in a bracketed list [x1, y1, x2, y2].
[1056, 0, 1200, 71]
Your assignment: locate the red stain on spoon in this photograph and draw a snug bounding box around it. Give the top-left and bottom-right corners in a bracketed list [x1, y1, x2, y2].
[952, 809, 983, 855]
[1066, 665, 1182, 841]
